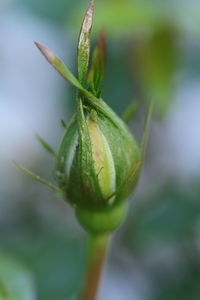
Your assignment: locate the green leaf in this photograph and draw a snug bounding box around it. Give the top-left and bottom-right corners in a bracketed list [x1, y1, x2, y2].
[77, 0, 94, 85]
[35, 134, 56, 156]
[87, 30, 106, 96]
[0, 280, 9, 300]
[122, 99, 139, 124]
[34, 42, 83, 91]
[14, 161, 62, 195]
[133, 24, 178, 115]
[0, 253, 36, 300]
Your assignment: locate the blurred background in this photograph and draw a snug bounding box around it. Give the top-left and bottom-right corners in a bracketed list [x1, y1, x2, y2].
[0, 0, 200, 299]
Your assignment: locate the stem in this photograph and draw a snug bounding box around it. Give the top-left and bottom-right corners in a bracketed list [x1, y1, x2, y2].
[80, 234, 110, 300]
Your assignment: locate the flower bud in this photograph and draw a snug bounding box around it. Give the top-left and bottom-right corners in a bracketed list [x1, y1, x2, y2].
[18, 0, 152, 236]
[54, 99, 141, 234]
[33, 1, 143, 234]
[55, 98, 141, 213]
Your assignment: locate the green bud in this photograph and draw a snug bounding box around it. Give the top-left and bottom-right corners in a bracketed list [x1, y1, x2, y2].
[30, 0, 150, 235]
[55, 99, 141, 211]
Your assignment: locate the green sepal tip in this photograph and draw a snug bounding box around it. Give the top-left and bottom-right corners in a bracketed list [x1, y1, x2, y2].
[87, 30, 106, 97]
[35, 134, 56, 156]
[77, 0, 95, 85]
[14, 161, 62, 196]
[34, 41, 83, 91]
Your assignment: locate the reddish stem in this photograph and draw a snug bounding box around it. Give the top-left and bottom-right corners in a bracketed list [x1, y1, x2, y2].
[80, 234, 110, 300]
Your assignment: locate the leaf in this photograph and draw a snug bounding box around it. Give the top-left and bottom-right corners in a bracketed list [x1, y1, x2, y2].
[77, 0, 94, 85]
[35, 134, 56, 156]
[0, 280, 9, 300]
[132, 24, 178, 115]
[87, 30, 106, 96]
[35, 42, 83, 91]
[14, 161, 62, 195]
[0, 253, 36, 300]
[122, 99, 140, 124]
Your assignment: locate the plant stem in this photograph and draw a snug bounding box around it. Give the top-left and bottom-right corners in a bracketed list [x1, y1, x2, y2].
[80, 234, 110, 300]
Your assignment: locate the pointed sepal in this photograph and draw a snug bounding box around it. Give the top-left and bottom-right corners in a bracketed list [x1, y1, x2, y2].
[36, 134, 56, 156]
[77, 0, 94, 85]
[35, 42, 83, 90]
[14, 161, 62, 195]
[87, 30, 106, 97]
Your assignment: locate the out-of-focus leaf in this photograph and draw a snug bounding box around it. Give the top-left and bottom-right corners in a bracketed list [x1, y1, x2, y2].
[153, 278, 200, 300]
[87, 30, 106, 97]
[125, 183, 200, 249]
[0, 253, 36, 300]
[77, 0, 94, 85]
[0, 280, 9, 300]
[0, 231, 85, 300]
[133, 23, 179, 115]
[70, 0, 162, 36]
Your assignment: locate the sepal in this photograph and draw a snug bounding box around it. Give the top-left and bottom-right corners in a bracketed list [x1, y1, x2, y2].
[77, 0, 94, 85]
[36, 134, 56, 156]
[14, 161, 62, 196]
[87, 30, 106, 97]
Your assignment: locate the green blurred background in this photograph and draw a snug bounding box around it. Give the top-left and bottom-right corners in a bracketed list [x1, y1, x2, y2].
[1, 0, 200, 299]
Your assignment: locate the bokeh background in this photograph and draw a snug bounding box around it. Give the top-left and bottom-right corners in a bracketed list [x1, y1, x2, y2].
[1, 0, 200, 299]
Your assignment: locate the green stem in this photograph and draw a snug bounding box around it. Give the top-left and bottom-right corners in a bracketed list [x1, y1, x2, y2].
[80, 234, 110, 300]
